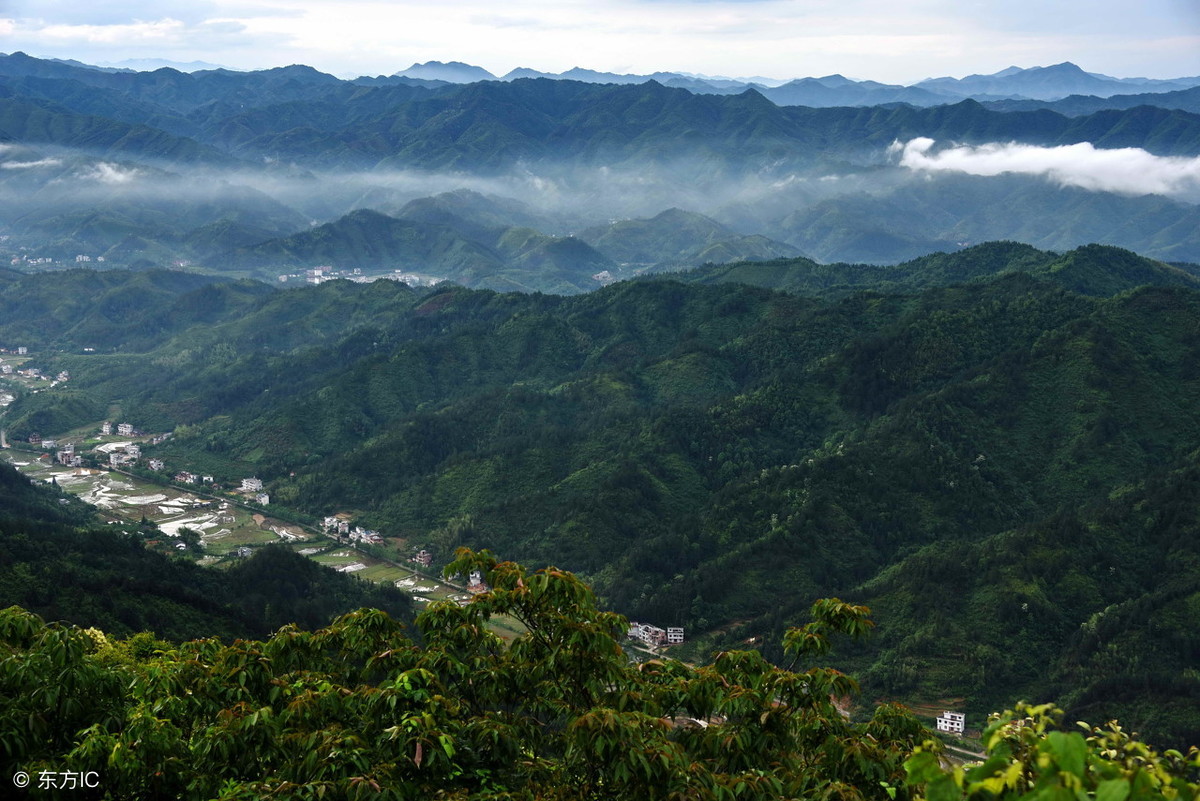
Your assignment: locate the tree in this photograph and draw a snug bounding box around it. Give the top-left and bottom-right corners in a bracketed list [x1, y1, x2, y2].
[904, 703, 1200, 801]
[14, 554, 1188, 800]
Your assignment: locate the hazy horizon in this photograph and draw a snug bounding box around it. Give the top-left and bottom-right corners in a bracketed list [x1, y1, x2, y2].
[2, 0, 1197, 85]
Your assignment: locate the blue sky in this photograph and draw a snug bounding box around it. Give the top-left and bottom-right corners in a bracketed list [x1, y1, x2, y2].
[1, 0, 1197, 82]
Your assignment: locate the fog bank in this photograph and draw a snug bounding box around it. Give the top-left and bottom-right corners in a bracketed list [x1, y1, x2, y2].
[893, 138, 1200, 200]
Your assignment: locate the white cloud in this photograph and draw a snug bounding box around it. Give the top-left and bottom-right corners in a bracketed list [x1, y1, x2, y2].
[80, 162, 143, 184]
[0, 158, 63, 169]
[893, 138, 1200, 198]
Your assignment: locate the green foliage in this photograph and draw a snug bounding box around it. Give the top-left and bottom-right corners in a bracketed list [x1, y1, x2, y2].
[2, 560, 1194, 799]
[904, 703, 1200, 801]
[0, 554, 932, 800]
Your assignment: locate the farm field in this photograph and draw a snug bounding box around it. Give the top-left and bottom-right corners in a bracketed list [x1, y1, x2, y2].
[4, 454, 313, 559]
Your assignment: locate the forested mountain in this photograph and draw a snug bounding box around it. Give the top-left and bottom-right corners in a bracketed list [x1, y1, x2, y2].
[5, 51, 1200, 171]
[225, 208, 615, 293]
[4, 242, 1200, 746]
[673, 242, 1200, 297]
[760, 173, 1200, 265]
[983, 85, 1200, 116]
[578, 208, 801, 268]
[916, 61, 1200, 100]
[3, 52, 1200, 277]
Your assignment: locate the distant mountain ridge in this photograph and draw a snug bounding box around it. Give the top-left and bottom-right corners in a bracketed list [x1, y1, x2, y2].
[916, 61, 1200, 100]
[2, 51, 1200, 282]
[382, 57, 1200, 107]
[13, 51, 1195, 111]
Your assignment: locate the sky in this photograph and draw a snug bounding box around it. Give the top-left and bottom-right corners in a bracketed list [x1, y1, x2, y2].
[0, 0, 1198, 83]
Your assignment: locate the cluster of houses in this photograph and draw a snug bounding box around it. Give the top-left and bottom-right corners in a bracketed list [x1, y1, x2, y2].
[349, 526, 383, 545]
[56, 442, 82, 467]
[321, 515, 382, 544]
[239, 478, 270, 505]
[277, 267, 443, 288]
[109, 443, 141, 467]
[4, 366, 50, 380]
[100, 421, 142, 437]
[0, 346, 28, 356]
[171, 470, 215, 486]
[277, 266, 360, 285]
[627, 622, 685, 648]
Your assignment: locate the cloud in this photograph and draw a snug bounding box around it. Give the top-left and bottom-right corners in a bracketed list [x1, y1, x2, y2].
[0, 158, 63, 169]
[892, 137, 1200, 198]
[79, 162, 144, 184]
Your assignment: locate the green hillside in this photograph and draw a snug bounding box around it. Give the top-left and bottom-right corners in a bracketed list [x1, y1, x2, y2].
[222, 208, 612, 290]
[673, 241, 1200, 298]
[4, 242, 1200, 746]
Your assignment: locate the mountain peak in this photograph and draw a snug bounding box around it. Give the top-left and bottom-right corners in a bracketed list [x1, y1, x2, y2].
[815, 74, 855, 88]
[393, 61, 496, 83]
[1037, 61, 1088, 75]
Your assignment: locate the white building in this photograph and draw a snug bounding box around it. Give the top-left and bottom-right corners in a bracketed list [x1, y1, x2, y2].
[666, 627, 685, 644]
[101, 422, 112, 435]
[255, 493, 270, 505]
[628, 622, 668, 647]
[117, 422, 134, 436]
[936, 711, 966, 735]
[241, 477, 264, 492]
[149, 459, 165, 471]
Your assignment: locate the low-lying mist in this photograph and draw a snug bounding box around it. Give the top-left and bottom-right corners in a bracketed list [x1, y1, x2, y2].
[893, 138, 1200, 202]
[2, 138, 1197, 271]
[0, 142, 876, 235]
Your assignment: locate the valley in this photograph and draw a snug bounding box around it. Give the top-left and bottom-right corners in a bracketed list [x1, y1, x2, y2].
[2, 238, 1200, 748]
[0, 428, 485, 609]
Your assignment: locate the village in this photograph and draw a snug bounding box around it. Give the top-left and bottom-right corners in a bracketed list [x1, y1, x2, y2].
[277, 265, 445, 287]
[1, 346, 691, 654]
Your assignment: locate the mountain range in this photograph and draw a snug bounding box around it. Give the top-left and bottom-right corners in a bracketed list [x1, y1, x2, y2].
[394, 59, 1200, 107]
[2, 51, 1200, 280]
[3, 241, 1200, 747]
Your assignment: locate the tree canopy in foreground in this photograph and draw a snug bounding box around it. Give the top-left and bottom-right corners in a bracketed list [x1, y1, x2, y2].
[1, 550, 1196, 800]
